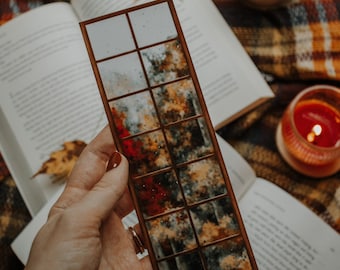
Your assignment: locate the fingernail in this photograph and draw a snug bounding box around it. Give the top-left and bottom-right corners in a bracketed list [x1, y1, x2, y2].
[108, 151, 122, 170]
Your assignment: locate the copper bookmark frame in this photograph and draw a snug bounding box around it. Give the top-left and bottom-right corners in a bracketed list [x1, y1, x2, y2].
[80, 1, 257, 269]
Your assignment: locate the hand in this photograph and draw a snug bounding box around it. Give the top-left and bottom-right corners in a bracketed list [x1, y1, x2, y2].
[25, 126, 152, 270]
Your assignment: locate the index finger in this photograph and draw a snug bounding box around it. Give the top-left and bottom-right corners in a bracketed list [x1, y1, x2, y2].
[49, 125, 117, 216]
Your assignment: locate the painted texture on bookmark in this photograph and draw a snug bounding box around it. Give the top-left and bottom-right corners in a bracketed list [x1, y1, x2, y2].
[80, 1, 256, 269]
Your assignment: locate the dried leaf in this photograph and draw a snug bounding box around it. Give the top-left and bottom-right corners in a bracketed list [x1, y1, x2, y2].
[32, 140, 87, 181]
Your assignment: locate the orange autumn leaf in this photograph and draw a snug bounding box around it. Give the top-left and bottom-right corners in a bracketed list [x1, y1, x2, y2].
[32, 140, 87, 181]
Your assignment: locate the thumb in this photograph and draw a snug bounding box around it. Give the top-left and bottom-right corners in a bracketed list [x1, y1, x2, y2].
[72, 152, 130, 222]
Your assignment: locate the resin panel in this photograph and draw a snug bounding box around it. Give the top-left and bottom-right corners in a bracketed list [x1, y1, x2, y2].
[80, 1, 257, 269]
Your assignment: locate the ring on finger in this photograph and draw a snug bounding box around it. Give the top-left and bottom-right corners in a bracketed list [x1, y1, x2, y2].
[128, 226, 145, 254]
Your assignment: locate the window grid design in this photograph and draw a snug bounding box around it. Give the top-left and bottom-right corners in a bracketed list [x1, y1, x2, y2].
[80, 1, 256, 269]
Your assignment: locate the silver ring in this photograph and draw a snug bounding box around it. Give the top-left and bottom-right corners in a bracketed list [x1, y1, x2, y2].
[128, 226, 145, 254]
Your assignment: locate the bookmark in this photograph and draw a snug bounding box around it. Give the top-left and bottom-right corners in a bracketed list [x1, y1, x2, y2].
[80, 1, 258, 269]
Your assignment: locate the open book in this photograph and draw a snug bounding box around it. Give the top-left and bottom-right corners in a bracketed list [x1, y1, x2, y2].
[0, 0, 273, 217]
[11, 134, 340, 269]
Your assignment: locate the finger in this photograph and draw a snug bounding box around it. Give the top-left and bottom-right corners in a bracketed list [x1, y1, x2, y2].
[100, 212, 152, 270]
[72, 152, 129, 222]
[50, 125, 117, 216]
[140, 256, 152, 270]
[128, 224, 147, 255]
[114, 186, 135, 218]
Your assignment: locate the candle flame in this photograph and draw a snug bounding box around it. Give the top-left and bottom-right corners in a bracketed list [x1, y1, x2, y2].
[306, 124, 322, 143]
[312, 124, 322, 136]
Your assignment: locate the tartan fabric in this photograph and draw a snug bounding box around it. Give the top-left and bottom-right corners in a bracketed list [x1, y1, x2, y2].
[0, 153, 10, 182]
[217, 0, 340, 81]
[0, 176, 31, 270]
[0, 0, 339, 269]
[0, 0, 44, 25]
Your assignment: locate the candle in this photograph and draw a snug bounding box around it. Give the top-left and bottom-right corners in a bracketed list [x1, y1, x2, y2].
[276, 85, 340, 178]
[294, 99, 339, 147]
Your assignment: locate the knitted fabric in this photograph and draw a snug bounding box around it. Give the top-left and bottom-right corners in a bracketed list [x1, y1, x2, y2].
[217, 0, 340, 80]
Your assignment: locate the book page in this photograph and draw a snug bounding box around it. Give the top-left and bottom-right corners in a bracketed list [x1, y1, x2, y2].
[0, 3, 107, 215]
[71, 0, 274, 129]
[240, 179, 340, 270]
[216, 135, 256, 200]
[1, 0, 272, 216]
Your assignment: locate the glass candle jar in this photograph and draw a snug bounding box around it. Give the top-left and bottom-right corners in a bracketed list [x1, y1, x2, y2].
[276, 85, 340, 178]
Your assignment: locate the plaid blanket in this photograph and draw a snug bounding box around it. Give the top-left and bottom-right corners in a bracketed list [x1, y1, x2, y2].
[216, 0, 340, 81]
[0, 0, 339, 269]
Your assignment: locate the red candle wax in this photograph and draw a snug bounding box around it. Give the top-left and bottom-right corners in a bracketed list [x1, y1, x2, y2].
[294, 99, 340, 147]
